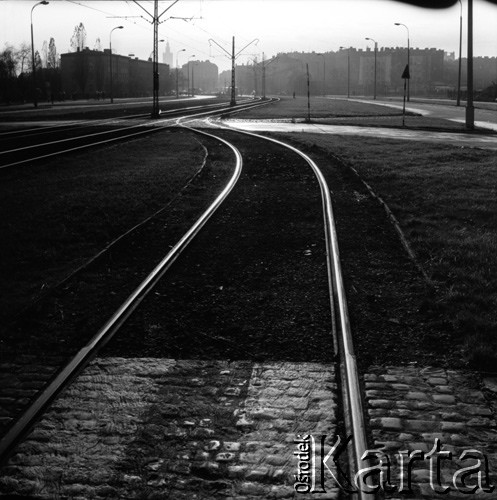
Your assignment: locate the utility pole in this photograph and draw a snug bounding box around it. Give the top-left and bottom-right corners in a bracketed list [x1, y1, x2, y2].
[258, 52, 278, 100]
[306, 63, 310, 123]
[132, 0, 180, 118]
[262, 52, 266, 99]
[152, 0, 159, 116]
[365, 38, 378, 100]
[457, 0, 462, 106]
[209, 36, 259, 106]
[466, 0, 474, 129]
[31, 1, 49, 108]
[231, 36, 236, 106]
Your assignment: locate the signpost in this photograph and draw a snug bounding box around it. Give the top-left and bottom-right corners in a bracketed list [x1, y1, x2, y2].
[401, 64, 410, 127]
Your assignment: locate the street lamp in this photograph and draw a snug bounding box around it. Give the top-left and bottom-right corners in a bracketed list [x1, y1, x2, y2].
[109, 25, 123, 104]
[149, 39, 164, 61]
[340, 46, 350, 98]
[457, 0, 463, 106]
[394, 22, 410, 101]
[176, 48, 186, 98]
[187, 54, 195, 96]
[466, 0, 474, 128]
[317, 53, 325, 97]
[365, 37, 378, 100]
[30, 0, 49, 108]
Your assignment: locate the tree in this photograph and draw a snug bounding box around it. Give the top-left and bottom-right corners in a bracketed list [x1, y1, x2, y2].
[0, 46, 19, 102]
[47, 38, 58, 69]
[17, 43, 31, 75]
[0, 47, 17, 78]
[94, 38, 102, 51]
[70, 22, 87, 52]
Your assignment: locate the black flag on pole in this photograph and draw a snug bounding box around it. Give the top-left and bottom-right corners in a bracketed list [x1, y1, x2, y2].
[401, 64, 410, 79]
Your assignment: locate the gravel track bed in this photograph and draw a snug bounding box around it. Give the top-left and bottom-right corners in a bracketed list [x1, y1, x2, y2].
[102, 130, 335, 362]
[0, 130, 234, 439]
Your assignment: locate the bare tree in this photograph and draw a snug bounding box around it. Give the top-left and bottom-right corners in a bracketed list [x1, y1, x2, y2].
[70, 22, 87, 52]
[0, 46, 17, 78]
[17, 43, 31, 75]
[47, 38, 58, 69]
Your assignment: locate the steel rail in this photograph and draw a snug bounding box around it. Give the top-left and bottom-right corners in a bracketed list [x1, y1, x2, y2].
[0, 99, 263, 170]
[203, 123, 370, 500]
[0, 112, 150, 138]
[0, 130, 243, 466]
[0, 120, 166, 156]
[175, 98, 278, 127]
[0, 98, 254, 139]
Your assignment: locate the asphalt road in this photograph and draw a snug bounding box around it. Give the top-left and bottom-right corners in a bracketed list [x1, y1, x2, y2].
[352, 97, 497, 131]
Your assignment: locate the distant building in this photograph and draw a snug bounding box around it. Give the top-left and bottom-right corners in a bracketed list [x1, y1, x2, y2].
[180, 60, 218, 94]
[234, 46, 447, 98]
[60, 47, 172, 98]
[163, 40, 173, 67]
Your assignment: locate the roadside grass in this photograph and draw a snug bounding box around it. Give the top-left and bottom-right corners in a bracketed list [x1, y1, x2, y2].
[232, 97, 497, 370]
[0, 129, 206, 319]
[239, 96, 468, 130]
[292, 134, 497, 371]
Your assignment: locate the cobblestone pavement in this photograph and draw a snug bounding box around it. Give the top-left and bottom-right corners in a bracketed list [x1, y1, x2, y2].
[0, 359, 339, 499]
[1, 360, 496, 499]
[0, 355, 67, 438]
[366, 366, 497, 499]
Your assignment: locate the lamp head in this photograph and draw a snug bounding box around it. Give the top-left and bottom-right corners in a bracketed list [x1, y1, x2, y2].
[117, 26, 123, 29]
[41, 1, 49, 4]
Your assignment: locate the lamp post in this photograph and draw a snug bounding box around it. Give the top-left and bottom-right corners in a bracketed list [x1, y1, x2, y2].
[365, 37, 377, 100]
[148, 39, 164, 61]
[317, 53, 325, 96]
[466, 0, 474, 128]
[109, 25, 123, 104]
[340, 46, 350, 98]
[394, 22, 410, 101]
[176, 48, 185, 98]
[457, 0, 463, 106]
[262, 52, 266, 99]
[30, 0, 49, 108]
[187, 55, 195, 96]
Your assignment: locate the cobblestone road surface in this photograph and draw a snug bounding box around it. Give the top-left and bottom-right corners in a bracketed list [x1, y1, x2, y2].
[0, 359, 496, 499]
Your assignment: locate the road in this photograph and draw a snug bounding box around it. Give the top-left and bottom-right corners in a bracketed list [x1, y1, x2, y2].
[352, 97, 497, 131]
[224, 97, 497, 149]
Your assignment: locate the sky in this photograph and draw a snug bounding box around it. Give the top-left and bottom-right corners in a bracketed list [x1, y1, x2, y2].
[1, 0, 497, 72]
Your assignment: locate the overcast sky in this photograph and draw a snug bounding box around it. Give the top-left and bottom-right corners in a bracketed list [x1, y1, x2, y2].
[2, 0, 497, 71]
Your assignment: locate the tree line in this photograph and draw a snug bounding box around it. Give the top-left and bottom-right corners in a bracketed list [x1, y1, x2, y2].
[0, 22, 99, 104]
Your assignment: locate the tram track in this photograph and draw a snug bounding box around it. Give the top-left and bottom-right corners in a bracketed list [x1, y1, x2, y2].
[0, 109, 370, 498]
[0, 98, 264, 170]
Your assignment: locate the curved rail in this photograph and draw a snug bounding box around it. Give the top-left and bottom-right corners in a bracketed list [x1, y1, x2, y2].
[0, 130, 243, 464]
[0, 99, 264, 170]
[201, 123, 369, 500]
